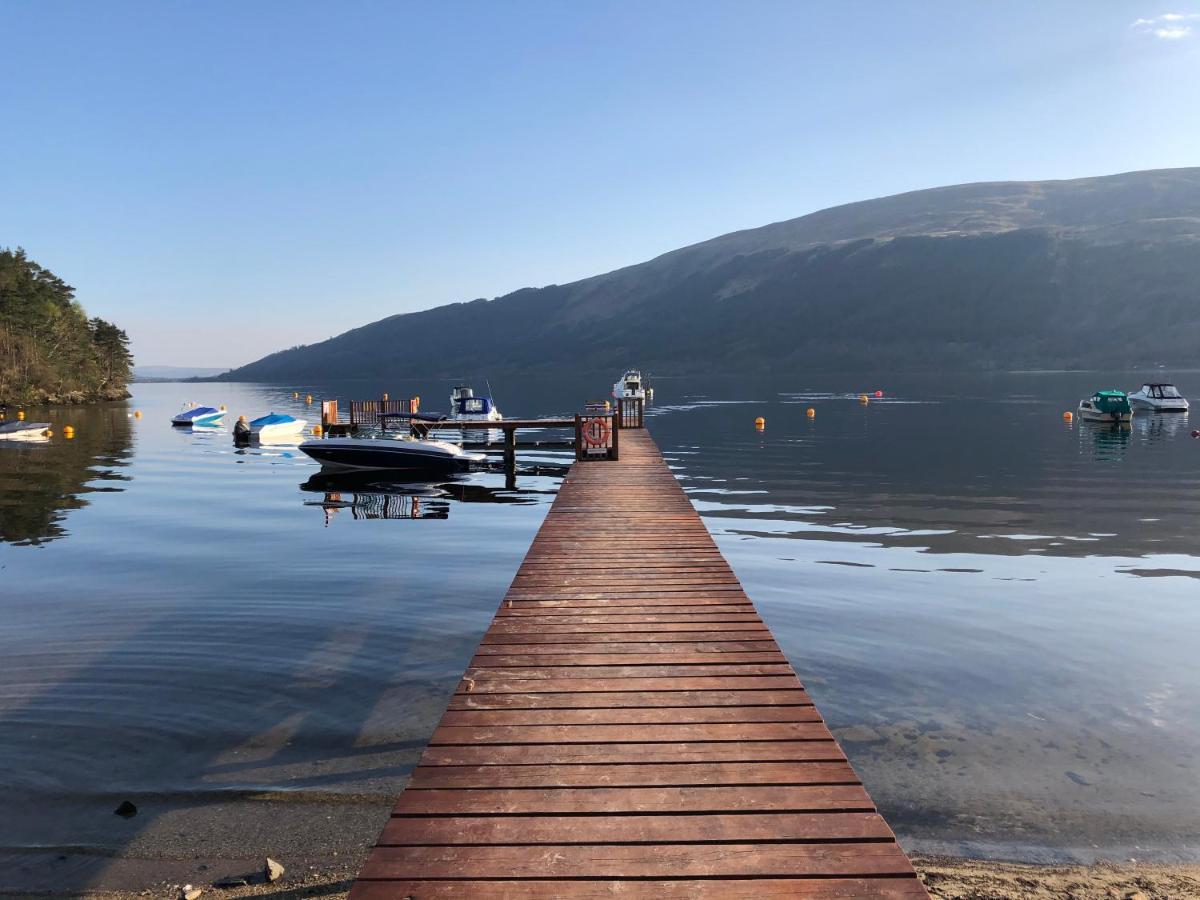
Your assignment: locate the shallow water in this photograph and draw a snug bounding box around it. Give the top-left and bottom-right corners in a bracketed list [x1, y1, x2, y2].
[1, 373, 1197, 864]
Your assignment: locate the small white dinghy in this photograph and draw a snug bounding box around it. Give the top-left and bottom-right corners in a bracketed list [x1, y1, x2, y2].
[246, 412, 308, 440]
[172, 404, 225, 426]
[0, 420, 53, 441]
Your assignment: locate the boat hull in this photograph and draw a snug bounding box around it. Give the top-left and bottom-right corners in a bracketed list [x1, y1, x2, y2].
[251, 420, 308, 439]
[0, 422, 52, 440]
[1129, 398, 1189, 413]
[299, 439, 483, 473]
[172, 412, 225, 426]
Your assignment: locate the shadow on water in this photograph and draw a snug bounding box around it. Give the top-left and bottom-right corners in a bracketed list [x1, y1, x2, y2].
[0, 584, 454, 893]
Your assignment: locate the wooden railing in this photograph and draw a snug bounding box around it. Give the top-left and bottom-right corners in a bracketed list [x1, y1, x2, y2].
[618, 397, 644, 428]
[348, 398, 420, 426]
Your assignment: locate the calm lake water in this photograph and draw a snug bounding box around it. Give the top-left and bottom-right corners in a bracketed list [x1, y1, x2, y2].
[1, 372, 1198, 868]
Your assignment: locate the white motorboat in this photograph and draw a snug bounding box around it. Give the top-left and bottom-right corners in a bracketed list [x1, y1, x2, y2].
[613, 369, 653, 403]
[298, 435, 485, 472]
[450, 385, 502, 422]
[1078, 390, 1133, 423]
[1127, 383, 1189, 413]
[0, 420, 52, 441]
[244, 412, 308, 441]
[172, 404, 225, 426]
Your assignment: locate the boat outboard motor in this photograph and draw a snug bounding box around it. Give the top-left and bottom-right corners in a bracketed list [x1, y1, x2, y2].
[233, 415, 251, 445]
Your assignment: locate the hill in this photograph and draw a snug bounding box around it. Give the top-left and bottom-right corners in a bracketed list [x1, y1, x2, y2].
[0, 249, 133, 405]
[133, 365, 226, 382]
[218, 168, 1200, 381]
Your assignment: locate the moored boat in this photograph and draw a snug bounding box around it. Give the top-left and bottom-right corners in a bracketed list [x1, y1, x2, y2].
[1128, 383, 1189, 413]
[172, 405, 225, 426]
[298, 435, 485, 472]
[0, 420, 53, 441]
[613, 369, 653, 403]
[450, 385, 503, 422]
[1078, 390, 1133, 423]
[247, 412, 308, 440]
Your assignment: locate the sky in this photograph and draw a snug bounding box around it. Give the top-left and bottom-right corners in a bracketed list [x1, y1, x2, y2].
[2, 1, 1198, 368]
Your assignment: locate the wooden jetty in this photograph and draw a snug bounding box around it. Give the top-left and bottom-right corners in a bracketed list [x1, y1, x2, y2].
[348, 425, 926, 898]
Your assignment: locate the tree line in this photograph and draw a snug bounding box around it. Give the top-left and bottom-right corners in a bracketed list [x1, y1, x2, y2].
[0, 248, 133, 404]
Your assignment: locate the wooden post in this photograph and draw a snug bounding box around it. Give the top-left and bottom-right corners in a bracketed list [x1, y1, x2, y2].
[574, 415, 582, 461]
[503, 426, 516, 473]
[610, 412, 619, 460]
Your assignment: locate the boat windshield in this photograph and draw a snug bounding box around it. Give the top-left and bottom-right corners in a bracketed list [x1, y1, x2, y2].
[458, 397, 490, 414]
[1158, 385, 1181, 398]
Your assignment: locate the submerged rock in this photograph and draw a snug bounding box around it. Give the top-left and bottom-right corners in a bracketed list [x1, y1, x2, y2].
[113, 800, 137, 818]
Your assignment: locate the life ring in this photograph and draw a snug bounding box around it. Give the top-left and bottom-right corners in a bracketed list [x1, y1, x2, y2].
[583, 416, 610, 447]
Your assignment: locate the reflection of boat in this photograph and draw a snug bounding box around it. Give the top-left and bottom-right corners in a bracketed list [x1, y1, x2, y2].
[301, 471, 451, 523]
[1078, 390, 1132, 423]
[0, 421, 52, 440]
[298, 435, 485, 472]
[450, 385, 502, 422]
[244, 412, 308, 440]
[613, 369, 653, 402]
[171, 405, 225, 426]
[1128, 383, 1189, 413]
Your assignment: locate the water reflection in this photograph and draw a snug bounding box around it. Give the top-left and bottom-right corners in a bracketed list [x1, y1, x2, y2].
[0, 405, 132, 546]
[300, 468, 557, 524]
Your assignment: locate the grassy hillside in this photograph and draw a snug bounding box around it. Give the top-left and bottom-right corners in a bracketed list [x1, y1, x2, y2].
[220, 168, 1200, 381]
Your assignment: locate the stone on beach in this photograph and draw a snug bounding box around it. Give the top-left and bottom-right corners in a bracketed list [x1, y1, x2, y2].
[265, 858, 285, 882]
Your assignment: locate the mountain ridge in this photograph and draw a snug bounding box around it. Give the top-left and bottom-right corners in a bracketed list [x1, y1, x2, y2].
[218, 167, 1200, 381]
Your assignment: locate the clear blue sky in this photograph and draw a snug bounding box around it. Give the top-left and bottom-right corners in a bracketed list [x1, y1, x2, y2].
[2, 1, 1197, 368]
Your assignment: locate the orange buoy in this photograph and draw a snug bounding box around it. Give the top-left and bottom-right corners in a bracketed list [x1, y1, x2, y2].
[806, 407, 815, 418]
[754, 416, 765, 429]
[859, 394, 869, 404]
[1062, 411, 1074, 422]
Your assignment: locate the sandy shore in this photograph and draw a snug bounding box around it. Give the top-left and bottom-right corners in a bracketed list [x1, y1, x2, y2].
[8, 855, 1200, 899]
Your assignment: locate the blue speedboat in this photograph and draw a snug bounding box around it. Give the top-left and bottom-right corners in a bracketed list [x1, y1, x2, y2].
[171, 405, 225, 426]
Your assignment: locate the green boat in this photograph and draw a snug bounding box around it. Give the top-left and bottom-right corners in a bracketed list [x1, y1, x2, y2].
[1078, 389, 1133, 423]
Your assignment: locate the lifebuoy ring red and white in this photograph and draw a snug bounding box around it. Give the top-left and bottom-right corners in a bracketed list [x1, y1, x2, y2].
[583, 416, 610, 447]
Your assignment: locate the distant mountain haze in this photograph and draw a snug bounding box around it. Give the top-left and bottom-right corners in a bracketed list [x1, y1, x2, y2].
[218, 168, 1200, 381]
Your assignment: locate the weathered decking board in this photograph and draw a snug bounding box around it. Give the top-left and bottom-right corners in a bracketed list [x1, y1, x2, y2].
[349, 430, 925, 898]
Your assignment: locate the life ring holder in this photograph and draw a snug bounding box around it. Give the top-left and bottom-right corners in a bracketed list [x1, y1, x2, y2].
[583, 416, 610, 448]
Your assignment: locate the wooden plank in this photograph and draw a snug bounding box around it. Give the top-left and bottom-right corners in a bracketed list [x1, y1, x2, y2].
[349, 428, 925, 897]
[446, 689, 813, 709]
[377, 812, 893, 845]
[391, 785, 876, 815]
[428, 722, 836, 745]
[438, 707, 819, 726]
[407, 761, 858, 788]
[418, 742, 847, 766]
[359, 842, 915, 878]
[351, 879, 928, 899]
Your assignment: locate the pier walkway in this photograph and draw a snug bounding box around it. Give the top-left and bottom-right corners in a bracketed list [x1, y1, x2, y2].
[349, 429, 926, 898]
